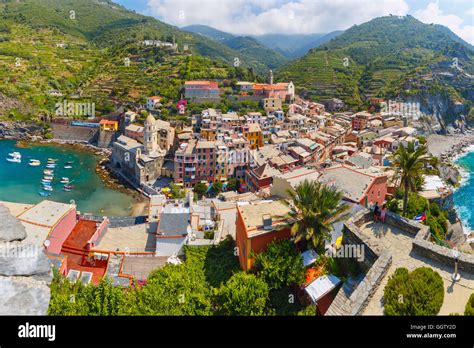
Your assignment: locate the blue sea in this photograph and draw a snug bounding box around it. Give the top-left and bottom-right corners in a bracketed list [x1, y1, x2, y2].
[453, 148, 474, 234]
[0, 140, 135, 216]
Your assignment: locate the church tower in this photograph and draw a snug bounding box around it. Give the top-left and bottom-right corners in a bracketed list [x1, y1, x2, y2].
[268, 69, 274, 85]
[144, 114, 158, 154]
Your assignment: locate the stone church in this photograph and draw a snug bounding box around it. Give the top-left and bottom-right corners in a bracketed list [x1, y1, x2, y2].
[112, 114, 166, 186]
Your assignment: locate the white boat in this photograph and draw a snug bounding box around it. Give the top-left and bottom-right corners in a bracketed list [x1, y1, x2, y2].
[6, 157, 21, 163]
[46, 164, 56, 169]
[44, 175, 54, 180]
[43, 170, 54, 175]
[43, 186, 53, 192]
[47, 158, 58, 163]
[6, 152, 21, 163]
[41, 179, 52, 183]
[64, 165, 72, 169]
[29, 159, 41, 166]
[60, 178, 70, 184]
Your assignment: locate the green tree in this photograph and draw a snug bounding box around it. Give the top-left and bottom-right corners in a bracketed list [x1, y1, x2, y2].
[210, 180, 223, 196]
[288, 180, 345, 253]
[389, 141, 430, 215]
[169, 183, 186, 199]
[226, 178, 239, 192]
[216, 273, 269, 315]
[48, 270, 127, 316]
[384, 267, 444, 316]
[129, 264, 213, 316]
[254, 239, 305, 289]
[193, 182, 207, 198]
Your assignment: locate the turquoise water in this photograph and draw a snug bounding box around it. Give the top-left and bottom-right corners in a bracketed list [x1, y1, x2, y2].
[0, 140, 135, 216]
[454, 149, 474, 233]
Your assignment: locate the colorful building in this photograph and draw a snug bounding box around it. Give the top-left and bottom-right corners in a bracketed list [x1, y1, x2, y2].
[184, 81, 220, 100]
[236, 200, 293, 271]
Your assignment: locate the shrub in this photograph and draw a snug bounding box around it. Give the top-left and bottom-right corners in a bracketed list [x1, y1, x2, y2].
[253, 239, 305, 289]
[216, 273, 269, 315]
[465, 293, 474, 316]
[384, 267, 444, 315]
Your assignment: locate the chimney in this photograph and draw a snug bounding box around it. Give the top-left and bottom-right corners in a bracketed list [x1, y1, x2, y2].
[262, 214, 273, 230]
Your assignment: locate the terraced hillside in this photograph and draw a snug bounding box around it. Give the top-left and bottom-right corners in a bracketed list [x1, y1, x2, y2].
[0, 0, 258, 118]
[277, 15, 474, 117]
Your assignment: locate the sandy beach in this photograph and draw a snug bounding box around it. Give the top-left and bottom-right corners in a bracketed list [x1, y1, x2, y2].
[426, 133, 474, 158]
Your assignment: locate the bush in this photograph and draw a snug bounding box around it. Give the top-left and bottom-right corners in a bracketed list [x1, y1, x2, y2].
[465, 293, 474, 316]
[216, 273, 270, 315]
[253, 239, 305, 289]
[384, 267, 444, 315]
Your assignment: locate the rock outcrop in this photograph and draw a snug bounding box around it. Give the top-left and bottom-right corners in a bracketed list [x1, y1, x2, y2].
[0, 204, 52, 315]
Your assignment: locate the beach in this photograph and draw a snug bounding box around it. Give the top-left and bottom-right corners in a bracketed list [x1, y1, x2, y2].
[426, 133, 474, 158]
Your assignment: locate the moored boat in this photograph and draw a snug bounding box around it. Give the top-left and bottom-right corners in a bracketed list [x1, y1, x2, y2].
[38, 191, 51, 197]
[29, 159, 41, 166]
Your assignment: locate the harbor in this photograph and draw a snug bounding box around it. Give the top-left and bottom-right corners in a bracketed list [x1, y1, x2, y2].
[0, 139, 138, 216]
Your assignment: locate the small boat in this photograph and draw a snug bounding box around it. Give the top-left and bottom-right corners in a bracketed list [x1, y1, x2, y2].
[41, 179, 52, 183]
[64, 185, 74, 189]
[47, 158, 58, 163]
[46, 164, 56, 169]
[43, 186, 53, 192]
[43, 169, 54, 175]
[43, 175, 54, 180]
[63, 188, 72, 192]
[29, 159, 41, 166]
[38, 191, 51, 197]
[66, 161, 74, 165]
[63, 165, 73, 169]
[6, 152, 21, 163]
[6, 157, 21, 163]
[60, 178, 70, 184]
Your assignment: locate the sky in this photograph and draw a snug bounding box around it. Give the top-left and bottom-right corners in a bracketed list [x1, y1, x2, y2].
[115, 0, 474, 44]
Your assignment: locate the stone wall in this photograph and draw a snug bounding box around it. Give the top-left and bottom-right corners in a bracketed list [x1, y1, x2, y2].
[413, 238, 474, 273]
[342, 209, 378, 271]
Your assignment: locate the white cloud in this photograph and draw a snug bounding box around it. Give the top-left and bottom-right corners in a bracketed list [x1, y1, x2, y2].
[146, 0, 409, 35]
[415, 2, 474, 44]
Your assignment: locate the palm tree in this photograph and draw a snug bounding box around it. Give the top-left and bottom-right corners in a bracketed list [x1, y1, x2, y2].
[287, 180, 345, 254]
[390, 141, 429, 215]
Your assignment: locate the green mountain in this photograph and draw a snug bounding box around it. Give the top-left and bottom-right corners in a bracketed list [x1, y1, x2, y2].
[277, 15, 474, 122]
[0, 0, 266, 118]
[183, 24, 288, 69]
[182, 24, 234, 42]
[252, 32, 343, 59]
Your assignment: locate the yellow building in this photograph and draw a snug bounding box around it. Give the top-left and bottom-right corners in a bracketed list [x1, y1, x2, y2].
[243, 123, 263, 150]
[99, 119, 118, 132]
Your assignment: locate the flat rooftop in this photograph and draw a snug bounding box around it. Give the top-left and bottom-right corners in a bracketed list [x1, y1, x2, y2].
[95, 224, 156, 253]
[121, 256, 168, 280]
[17, 200, 75, 228]
[239, 200, 293, 238]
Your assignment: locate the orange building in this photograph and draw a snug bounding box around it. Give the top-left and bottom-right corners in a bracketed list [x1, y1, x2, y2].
[236, 200, 293, 271]
[242, 123, 263, 150]
[99, 119, 119, 132]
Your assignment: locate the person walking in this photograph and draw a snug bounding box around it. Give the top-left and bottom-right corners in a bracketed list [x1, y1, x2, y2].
[380, 203, 387, 223]
[373, 202, 380, 222]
